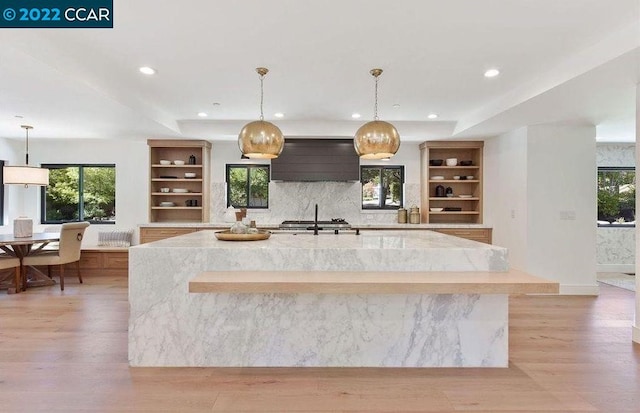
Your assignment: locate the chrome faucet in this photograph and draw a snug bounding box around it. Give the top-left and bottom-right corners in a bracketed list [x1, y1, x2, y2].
[313, 203, 319, 235]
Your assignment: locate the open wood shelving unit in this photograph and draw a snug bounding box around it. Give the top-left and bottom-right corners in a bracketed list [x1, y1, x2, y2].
[419, 141, 484, 224]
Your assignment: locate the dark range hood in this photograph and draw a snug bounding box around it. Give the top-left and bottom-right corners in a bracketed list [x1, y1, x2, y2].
[271, 138, 360, 181]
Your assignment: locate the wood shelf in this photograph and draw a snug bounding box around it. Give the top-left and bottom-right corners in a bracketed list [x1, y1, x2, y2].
[420, 141, 484, 224]
[429, 197, 479, 201]
[429, 180, 479, 183]
[151, 192, 203, 196]
[148, 139, 211, 223]
[151, 164, 203, 168]
[151, 207, 203, 210]
[151, 178, 203, 182]
[428, 166, 480, 169]
[428, 211, 480, 215]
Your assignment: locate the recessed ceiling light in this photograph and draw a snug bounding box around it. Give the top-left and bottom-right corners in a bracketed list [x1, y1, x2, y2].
[351, 113, 361, 119]
[428, 113, 438, 119]
[139, 66, 156, 75]
[274, 112, 284, 118]
[392, 103, 400, 108]
[484, 69, 500, 78]
[197, 112, 208, 117]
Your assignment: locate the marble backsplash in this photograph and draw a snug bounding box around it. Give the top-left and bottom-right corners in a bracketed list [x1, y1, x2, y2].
[210, 181, 421, 224]
[595, 144, 635, 270]
[597, 227, 635, 271]
[597, 143, 635, 167]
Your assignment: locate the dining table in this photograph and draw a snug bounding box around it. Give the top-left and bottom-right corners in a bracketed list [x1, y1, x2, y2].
[0, 232, 60, 293]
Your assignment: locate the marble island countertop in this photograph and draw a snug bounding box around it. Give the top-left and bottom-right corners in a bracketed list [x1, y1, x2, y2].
[139, 222, 492, 229]
[133, 229, 507, 272]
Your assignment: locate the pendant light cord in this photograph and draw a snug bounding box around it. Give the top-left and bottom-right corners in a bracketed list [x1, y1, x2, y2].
[25, 127, 29, 165]
[22, 125, 31, 165]
[373, 75, 379, 121]
[259, 73, 265, 121]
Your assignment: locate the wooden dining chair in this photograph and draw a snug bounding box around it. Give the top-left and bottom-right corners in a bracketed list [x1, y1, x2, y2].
[0, 255, 21, 292]
[22, 222, 90, 291]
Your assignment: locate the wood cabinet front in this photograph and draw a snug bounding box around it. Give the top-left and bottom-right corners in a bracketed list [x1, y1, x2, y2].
[140, 227, 198, 244]
[432, 228, 492, 244]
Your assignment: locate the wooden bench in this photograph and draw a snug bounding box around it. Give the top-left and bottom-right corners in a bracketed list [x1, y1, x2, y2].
[189, 269, 559, 295]
[41, 246, 129, 277]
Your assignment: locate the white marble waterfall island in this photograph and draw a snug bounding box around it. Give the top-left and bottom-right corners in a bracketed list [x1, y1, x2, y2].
[129, 230, 557, 368]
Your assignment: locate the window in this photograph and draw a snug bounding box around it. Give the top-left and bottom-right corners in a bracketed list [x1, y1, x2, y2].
[597, 167, 635, 226]
[226, 164, 269, 208]
[361, 165, 404, 209]
[0, 160, 4, 225]
[41, 164, 116, 224]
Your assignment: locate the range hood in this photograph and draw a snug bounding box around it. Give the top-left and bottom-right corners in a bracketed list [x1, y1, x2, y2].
[271, 138, 360, 182]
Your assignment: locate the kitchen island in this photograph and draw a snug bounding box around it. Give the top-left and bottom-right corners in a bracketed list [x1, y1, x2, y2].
[129, 230, 556, 368]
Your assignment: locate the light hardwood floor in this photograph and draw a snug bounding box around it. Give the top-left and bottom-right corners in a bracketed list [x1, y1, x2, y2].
[0, 276, 638, 412]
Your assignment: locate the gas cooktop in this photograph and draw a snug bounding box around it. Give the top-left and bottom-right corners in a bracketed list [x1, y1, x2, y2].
[279, 219, 351, 230]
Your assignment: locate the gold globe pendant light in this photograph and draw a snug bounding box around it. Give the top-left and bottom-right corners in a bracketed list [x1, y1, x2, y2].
[238, 67, 285, 159]
[354, 68, 400, 159]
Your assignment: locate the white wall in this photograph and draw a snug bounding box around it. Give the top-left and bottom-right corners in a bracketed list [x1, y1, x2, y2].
[484, 127, 528, 270]
[485, 124, 598, 294]
[0, 138, 25, 228]
[526, 124, 597, 294]
[5, 138, 149, 245]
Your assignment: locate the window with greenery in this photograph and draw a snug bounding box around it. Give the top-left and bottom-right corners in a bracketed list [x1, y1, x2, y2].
[41, 164, 116, 224]
[597, 167, 635, 226]
[226, 164, 269, 208]
[361, 165, 404, 209]
[0, 160, 4, 225]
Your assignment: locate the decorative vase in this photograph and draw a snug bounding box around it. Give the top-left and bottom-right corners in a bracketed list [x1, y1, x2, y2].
[223, 207, 237, 223]
[13, 216, 33, 238]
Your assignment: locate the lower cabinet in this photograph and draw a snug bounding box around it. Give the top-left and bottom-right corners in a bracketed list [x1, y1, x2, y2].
[140, 227, 198, 244]
[432, 228, 492, 244]
[44, 249, 129, 277]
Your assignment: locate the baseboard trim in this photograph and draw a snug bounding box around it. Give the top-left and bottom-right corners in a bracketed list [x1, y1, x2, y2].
[558, 284, 600, 296]
[596, 264, 635, 273]
[633, 326, 640, 344]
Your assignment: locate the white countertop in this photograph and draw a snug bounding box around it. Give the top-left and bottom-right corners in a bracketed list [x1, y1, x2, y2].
[138, 222, 492, 229]
[132, 229, 507, 272]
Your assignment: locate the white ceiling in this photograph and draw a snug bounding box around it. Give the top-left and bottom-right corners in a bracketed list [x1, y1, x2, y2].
[0, 0, 638, 143]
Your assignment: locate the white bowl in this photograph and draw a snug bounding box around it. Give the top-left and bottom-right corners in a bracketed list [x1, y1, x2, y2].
[172, 188, 189, 193]
[159, 202, 175, 207]
[459, 194, 473, 198]
[431, 175, 444, 180]
[184, 172, 197, 178]
[466, 175, 474, 180]
[173, 160, 185, 165]
[430, 207, 444, 212]
[445, 158, 458, 166]
[159, 187, 170, 193]
[453, 175, 461, 180]
[159, 160, 171, 165]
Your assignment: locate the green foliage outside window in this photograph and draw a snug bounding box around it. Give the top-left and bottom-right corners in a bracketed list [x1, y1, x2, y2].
[42, 165, 115, 223]
[597, 168, 635, 224]
[227, 165, 269, 208]
[361, 166, 404, 209]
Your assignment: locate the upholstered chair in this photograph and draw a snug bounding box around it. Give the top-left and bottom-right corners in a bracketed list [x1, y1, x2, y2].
[0, 255, 21, 292]
[23, 222, 90, 291]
